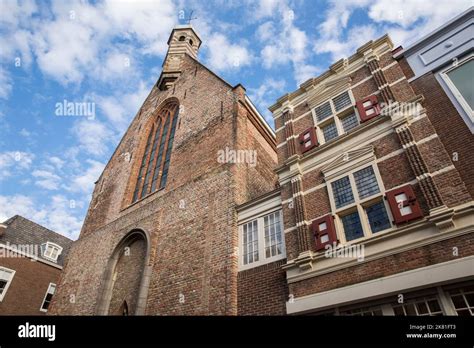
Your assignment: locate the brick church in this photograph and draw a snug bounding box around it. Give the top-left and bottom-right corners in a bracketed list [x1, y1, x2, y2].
[50, 8, 474, 316]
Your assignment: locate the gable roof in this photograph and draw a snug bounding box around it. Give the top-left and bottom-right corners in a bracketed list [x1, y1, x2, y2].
[0, 215, 73, 267]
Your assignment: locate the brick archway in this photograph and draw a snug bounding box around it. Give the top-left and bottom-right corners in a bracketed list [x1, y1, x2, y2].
[96, 229, 152, 315]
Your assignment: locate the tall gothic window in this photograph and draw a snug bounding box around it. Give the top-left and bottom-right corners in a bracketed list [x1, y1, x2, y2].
[132, 101, 179, 203]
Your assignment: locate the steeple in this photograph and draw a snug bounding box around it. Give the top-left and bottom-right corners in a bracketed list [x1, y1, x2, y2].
[157, 25, 202, 90]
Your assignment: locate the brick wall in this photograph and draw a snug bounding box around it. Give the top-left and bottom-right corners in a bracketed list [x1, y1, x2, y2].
[0, 254, 61, 315]
[411, 73, 474, 199]
[289, 232, 474, 298]
[237, 259, 288, 315]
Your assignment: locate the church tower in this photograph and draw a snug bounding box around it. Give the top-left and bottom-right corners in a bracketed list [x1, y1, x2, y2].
[158, 25, 202, 90]
[49, 25, 277, 315]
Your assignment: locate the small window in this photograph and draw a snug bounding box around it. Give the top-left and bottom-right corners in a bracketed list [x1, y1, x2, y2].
[314, 101, 332, 122]
[322, 122, 338, 142]
[447, 286, 474, 316]
[341, 112, 359, 133]
[392, 295, 443, 316]
[0, 267, 15, 302]
[328, 164, 393, 243]
[353, 166, 380, 199]
[264, 211, 284, 258]
[365, 201, 391, 233]
[40, 283, 56, 312]
[242, 220, 259, 265]
[189, 39, 194, 46]
[42, 242, 63, 262]
[331, 176, 354, 209]
[446, 59, 473, 111]
[341, 211, 364, 241]
[178, 36, 186, 41]
[239, 210, 285, 270]
[333, 91, 352, 111]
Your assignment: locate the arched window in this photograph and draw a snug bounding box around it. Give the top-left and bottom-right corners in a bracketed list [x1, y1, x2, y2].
[132, 101, 179, 203]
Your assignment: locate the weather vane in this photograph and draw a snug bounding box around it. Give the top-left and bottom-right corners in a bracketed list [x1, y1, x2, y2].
[185, 10, 197, 25]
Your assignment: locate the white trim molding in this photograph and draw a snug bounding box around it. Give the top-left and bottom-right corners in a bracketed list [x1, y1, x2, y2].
[287, 255, 474, 314]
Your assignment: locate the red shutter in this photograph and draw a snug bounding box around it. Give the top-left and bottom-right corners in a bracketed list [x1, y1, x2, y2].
[311, 214, 337, 251]
[356, 95, 381, 123]
[298, 127, 318, 154]
[386, 184, 423, 224]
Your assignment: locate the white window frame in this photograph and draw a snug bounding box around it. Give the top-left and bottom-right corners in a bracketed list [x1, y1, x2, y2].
[40, 282, 56, 312]
[0, 266, 16, 302]
[238, 209, 286, 271]
[327, 163, 394, 244]
[438, 54, 474, 133]
[42, 242, 63, 262]
[312, 89, 360, 145]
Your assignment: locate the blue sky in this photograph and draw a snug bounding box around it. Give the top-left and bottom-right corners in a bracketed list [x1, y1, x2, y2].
[0, 0, 472, 239]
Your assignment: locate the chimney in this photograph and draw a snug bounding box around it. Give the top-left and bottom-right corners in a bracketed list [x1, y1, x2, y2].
[157, 25, 202, 91]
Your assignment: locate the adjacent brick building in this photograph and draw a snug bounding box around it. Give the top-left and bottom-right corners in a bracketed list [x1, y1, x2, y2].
[51, 9, 473, 316]
[0, 215, 72, 315]
[266, 7, 474, 316]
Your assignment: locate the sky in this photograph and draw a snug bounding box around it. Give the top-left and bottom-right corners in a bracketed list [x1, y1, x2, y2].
[0, 0, 472, 240]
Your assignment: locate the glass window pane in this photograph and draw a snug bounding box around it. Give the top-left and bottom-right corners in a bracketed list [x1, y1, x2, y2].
[331, 176, 354, 208]
[451, 295, 466, 309]
[353, 166, 380, 199]
[341, 211, 364, 241]
[341, 112, 359, 132]
[333, 91, 352, 111]
[263, 211, 283, 258]
[315, 101, 332, 122]
[447, 59, 473, 110]
[322, 122, 338, 142]
[242, 219, 258, 265]
[366, 201, 391, 233]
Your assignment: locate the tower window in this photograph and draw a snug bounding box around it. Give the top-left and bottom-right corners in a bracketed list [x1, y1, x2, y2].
[178, 36, 186, 41]
[189, 39, 193, 46]
[132, 102, 179, 203]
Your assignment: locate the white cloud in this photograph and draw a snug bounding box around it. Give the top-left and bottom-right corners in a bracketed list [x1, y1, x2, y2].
[294, 64, 322, 86]
[259, 16, 308, 69]
[248, 78, 287, 125]
[103, 0, 176, 56]
[0, 67, 12, 99]
[206, 33, 253, 71]
[0, 194, 83, 240]
[32, 169, 61, 190]
[72, 119, 114, 156]
[95, 81, 150, 133]
[0, 151, 34, 180]
[69, 159, 105, 194]
[33, 18, 99, 84]
[1, 0, 177, 87]
[313, 0, 472, 61]
[19, 128, 31, 137]
[49, 156, 65, 169]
